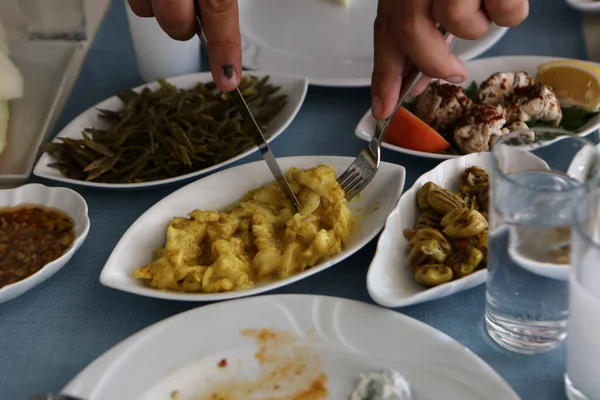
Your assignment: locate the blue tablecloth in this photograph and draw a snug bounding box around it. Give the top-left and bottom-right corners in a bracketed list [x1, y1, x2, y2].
[0, 0, 591, 399]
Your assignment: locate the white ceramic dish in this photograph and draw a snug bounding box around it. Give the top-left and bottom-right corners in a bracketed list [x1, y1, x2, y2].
[355, 56, 600, 160]
[99, 155, 406, 301]
[367, 153, 490, 308]
[0, 40, 81, 185]
[62, 294, 519, 400]
[566, 0, 600, 12]
[239, 0, 507, 87]
[0, 183, 90, 304]
[33, 71, 309, 189]
[499, 143, 600, 282]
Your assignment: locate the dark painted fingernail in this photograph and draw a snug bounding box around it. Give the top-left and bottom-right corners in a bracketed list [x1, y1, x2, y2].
[223, 64, 234, 80]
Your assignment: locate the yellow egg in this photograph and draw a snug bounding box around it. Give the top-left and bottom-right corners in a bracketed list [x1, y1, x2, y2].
[536, 59, 600, 112]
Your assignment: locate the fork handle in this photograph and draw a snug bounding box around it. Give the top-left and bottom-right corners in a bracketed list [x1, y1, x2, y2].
[372, 27, 450, 145]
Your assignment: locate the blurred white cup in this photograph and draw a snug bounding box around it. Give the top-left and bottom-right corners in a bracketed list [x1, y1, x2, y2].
[124, 1, 201, 83]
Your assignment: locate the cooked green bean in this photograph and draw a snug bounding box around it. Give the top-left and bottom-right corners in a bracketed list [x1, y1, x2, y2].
[40, 75, 287, 183]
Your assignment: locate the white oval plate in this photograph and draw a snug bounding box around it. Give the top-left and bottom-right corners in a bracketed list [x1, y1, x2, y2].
[0, 184, 90, 304]
[566, 0, 600, 12]
[33, 71, 309, 189]
[99, 155, 406, 301]
[367, 153, 491, 308]
[62, 294, 519, 400]
[239, 0, 507, 87]
[355, 56, 600, 160]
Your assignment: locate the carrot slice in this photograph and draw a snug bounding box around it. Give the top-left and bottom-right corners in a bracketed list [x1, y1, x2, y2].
[384, 107, 450, 153]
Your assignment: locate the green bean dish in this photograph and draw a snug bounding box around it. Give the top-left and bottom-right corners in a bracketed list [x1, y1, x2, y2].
[403, 166, 490, 287]
[40, 75, 287, 183]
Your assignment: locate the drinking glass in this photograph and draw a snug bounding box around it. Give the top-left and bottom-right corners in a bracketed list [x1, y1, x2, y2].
[565, 187, 600, 400]
[486, 128, 600, 355]
[18, 0, 86, 41]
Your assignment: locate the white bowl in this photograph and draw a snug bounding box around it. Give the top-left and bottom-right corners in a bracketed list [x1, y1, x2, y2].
[566, 0, 600, 12]
[355, 56, 600, 160]
[0, 184, 90, 304]
[367, 153, 490, 308]
[100, 155, 406, 301]
[33, 71, 309, 189]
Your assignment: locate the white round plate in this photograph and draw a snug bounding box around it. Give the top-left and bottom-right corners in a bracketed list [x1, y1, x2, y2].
[62, 294, 519, 400]
[239, 0, 508, 87]
[499, 144, 599, 282]
[565, 0, 600, 12]
[0, 184, 90, 304]
[99, 155, 406, 301]
[367, 153, 490, 308]
[32, 71, 308, 189]
[355, 56, 600, 160]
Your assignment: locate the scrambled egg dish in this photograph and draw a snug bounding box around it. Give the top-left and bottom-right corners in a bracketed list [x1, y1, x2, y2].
[133, 164, 355, 293]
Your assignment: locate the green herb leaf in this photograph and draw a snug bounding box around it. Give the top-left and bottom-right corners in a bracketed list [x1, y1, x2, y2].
[464, 81, 478, 100]
[560, 106, 599, 131]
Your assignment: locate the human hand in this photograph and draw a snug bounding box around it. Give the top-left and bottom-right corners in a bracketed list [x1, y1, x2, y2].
[371, 0, 529, 120]
[127, 0, 242, 91]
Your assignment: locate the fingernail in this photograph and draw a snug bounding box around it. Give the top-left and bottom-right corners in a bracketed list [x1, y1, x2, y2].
[372, 95, 382, 118]
[222, 64, 235, 80]
[445, 76, 464, 83]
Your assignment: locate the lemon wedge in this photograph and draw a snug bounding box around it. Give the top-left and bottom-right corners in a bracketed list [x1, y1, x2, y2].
[536, 59, 600, 112]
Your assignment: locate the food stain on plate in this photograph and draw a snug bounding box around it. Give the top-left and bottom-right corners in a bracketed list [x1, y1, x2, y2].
[195, 329, 328, 400]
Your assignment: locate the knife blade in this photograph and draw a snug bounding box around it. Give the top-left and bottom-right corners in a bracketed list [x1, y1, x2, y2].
[192, 2, 301, 211]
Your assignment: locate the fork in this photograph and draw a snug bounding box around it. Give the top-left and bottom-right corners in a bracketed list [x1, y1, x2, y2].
[337, 28, 450, 200]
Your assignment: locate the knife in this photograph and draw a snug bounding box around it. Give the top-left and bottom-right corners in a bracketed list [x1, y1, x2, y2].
[192, 1, 301, 211]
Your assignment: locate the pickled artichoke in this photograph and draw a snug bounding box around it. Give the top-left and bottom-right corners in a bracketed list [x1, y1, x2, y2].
[414, 264, 453, 287]
[458, 166, 489, 194]
[441, 208, 488, 238]
[416, 209, 441, 230]
[406, 165, 490, 288]
[408, 228, 452, 254]
[409, 239, 448, 267]
[460, 193, 479, 210]
[427, 187, 466, 214]
[445, 248, 484, 278]
[477, 188, 489, 211]
[477, 230, 488, 262]
[417, 182, 438, 211]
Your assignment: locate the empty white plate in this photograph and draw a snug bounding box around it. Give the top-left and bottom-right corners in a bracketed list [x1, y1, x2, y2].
[62, 294, 519, 399]
[99, 155, 406, 301]
[355, 56, 600, 160]
[33, 71, 308, 189]
[239, 0, 508, 87]
[367, 153, 490, 308]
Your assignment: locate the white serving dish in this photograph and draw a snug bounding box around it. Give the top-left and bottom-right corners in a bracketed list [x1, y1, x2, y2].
[0, 183, 90, 304]
[0, 40, 81, 185]
[239, 0, 507, 87]
[566, 0, 600, 12]
[367, 153, 490, 308]
[99, 155, 405, 301]
[355, 56, 600, 160]
[33, 71, 309, 189]
[62, 294, 519, 400]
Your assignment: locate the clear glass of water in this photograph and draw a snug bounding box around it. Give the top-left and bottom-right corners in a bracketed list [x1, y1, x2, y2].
[18, 0, 87, 41]
[565, 187, 600, 399]
[486, 128, 600, 355]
